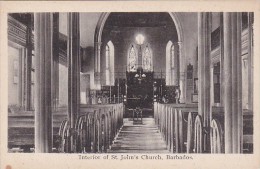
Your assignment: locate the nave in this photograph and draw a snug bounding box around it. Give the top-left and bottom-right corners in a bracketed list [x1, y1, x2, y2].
[7, 12, 254, 154]
[108, 118, 169, 153]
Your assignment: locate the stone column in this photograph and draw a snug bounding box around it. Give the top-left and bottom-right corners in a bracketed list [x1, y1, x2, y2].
[223, 13, 232, 154]
[67, 13, 80, 152]
[34, 13, 53, 153]
[231, 13, 239, 153]
[53, 13, 59, 111]
[198, 12, 212, 152]
[220, 13, 225, 107]
[247, 12, 253, 110]
[178, 41, 185, 103]
[223, 13, 242, 153]
[210, 65, 214, 109]
[25, 14, 33, 111]
[198, 12, 212, 127]
[236, 13, 242, 153]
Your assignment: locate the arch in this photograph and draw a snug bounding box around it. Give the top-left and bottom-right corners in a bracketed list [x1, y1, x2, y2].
[94, 12, 183, 46]
[94, 12, 184, 74]
[94, 13, 111, 45]
[168, 13, 183, 42]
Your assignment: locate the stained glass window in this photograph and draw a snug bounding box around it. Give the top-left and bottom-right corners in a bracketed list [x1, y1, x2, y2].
[129, 45, 137, 72]
[143, 45, 152, 71]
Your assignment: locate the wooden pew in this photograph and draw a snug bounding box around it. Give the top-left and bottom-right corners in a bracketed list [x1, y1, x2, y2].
[8, 103, 124, 153]
[154, 103, 253, 154]
[57, 103, 124, 153]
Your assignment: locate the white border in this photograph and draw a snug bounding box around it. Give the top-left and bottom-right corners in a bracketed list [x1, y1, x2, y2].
[0, 1, 260, 169]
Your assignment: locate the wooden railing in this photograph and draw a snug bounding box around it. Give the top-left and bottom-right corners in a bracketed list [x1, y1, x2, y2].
[154, 102, 253, 153]
[57, 103, 124, 153]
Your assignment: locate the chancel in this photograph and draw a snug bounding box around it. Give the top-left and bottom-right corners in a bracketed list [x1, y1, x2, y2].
[7, 12, 253, 154]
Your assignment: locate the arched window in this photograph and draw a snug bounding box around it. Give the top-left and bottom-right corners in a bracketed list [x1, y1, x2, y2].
[128, 45, 137, 72]
[142, 45, 152, 71]
[166, 41, 176, 85]
[105, 41, 114, 85]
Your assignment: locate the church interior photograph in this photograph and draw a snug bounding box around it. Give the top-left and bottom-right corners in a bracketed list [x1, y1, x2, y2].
[7, 12, 253, 154]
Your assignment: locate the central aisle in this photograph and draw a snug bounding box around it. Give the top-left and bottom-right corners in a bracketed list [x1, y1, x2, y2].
[108, 118, 170, 153]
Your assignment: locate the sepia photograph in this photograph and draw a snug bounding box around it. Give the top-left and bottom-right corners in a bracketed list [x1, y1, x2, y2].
[0, 1, 260, 169]
[6, 11, 254, 154]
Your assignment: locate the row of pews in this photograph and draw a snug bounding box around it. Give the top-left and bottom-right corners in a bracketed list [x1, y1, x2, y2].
[154, 103, 253, 153]
[58, 104, 124, 153]
[8, 103, 124, 153]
